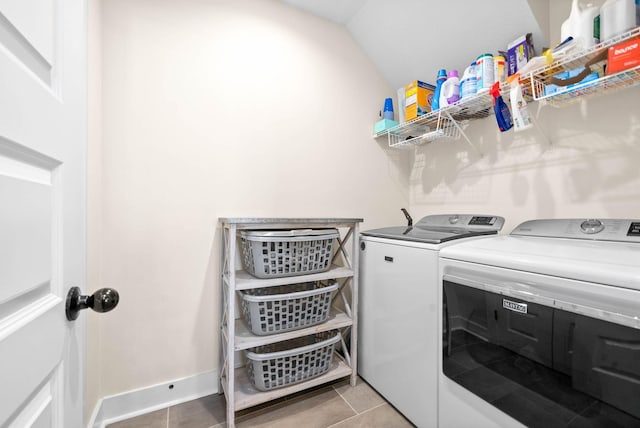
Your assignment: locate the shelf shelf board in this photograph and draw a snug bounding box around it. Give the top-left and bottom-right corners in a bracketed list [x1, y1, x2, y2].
[231, 354, 352, 411]
[234, 309, 353, 351]
[220, 218, 362, 229]
[233, 265, 354, 291]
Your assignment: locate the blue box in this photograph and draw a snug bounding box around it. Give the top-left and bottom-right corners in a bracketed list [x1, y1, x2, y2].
[544, 68, 600, 96]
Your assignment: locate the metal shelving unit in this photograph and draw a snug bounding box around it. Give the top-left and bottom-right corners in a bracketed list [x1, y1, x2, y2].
[525, 27, 640, 107]
[218, 217, 362, 428]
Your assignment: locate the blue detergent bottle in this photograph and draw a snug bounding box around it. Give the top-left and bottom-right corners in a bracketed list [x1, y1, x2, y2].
[489, 82, 513, 132]
[431, 69, 447, 111]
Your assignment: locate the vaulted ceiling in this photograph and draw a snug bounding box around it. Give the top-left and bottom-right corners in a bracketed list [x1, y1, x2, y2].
[280, 0, 549, 91]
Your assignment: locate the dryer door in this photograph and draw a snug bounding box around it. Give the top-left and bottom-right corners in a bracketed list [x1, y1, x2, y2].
[441, 262, 640, 428]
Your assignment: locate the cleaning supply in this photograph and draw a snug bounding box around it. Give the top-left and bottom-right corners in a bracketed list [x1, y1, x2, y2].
[459, 62, 477, 99]
[581, 3, 601, 48]
[561, 0, 599, 49]
[439, 70, 460, 107]
[561, 0, 580, 44]
[431, 69, 447, 111]
[383, 98, 394, 120]
[507, 34, 535, 76]
[476, 54, 494, 92]
[607, 36, 640, 75]
[489, 82, 513, 132]
[404, 81, 436, 120]
[494, 55, 506, 85]
[508, 75, 533, 132]
[601, 0, 636, 42]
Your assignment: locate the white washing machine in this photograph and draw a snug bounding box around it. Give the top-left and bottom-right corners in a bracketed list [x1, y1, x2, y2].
[438, 218, 640, 428]
[358, 214, 505, 428]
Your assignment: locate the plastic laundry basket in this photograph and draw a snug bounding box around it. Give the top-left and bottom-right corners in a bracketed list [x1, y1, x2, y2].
[240, 281, 339, 336]
[246, 331, 341, 391]
[240, 229, 339, 279]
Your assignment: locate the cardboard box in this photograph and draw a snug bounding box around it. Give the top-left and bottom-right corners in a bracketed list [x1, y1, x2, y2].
[607, 37, 640, 75]
[404, 81, 435, 121]
[507, 34, 534, 76]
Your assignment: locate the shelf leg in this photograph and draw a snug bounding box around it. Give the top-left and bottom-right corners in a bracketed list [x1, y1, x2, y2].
[220, 223, 237, 428]
[350, 222, 359, 387]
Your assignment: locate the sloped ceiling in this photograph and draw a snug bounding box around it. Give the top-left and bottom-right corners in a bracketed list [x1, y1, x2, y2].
[280, 0, 550, 91]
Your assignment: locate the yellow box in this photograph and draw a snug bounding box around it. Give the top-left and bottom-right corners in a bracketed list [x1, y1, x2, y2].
[404, 81, 435, 121]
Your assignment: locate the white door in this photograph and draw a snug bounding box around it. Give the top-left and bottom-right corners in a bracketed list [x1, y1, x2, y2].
[0, 0, 87, 427]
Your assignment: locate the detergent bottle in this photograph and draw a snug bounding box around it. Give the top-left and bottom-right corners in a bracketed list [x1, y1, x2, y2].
[601, 0, 636, 41]
[561, 0, 600, 49]
[439, 70, 460, 108]
[489, 82, 513, 132]
[431, 69, 447, 111]
[460, 62, 477, 99]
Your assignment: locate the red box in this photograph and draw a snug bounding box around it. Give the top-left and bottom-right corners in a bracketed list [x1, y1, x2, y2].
[607, 37, 640, 75]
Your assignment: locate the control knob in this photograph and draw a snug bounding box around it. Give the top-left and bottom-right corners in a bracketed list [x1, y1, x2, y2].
[580, 218, 605, 234]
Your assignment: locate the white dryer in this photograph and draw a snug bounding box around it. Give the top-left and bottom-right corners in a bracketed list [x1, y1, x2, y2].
[438, 218, 640, 428]
[358, 214, 505, 427]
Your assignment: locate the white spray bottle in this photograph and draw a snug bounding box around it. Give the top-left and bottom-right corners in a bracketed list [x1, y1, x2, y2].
[508, 74, 533, 132]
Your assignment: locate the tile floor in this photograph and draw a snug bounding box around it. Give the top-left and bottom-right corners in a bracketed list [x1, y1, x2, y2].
[106, 377, 414, 428]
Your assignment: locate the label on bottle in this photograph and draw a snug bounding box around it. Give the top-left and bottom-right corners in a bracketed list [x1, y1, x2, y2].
[494, 56, 506, 85]
[476, 54, 494, 90]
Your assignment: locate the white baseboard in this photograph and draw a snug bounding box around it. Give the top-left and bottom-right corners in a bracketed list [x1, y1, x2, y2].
[88, 370, 219, 428]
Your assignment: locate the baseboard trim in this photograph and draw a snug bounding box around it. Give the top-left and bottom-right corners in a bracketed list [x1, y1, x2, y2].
[88, 370, 219, 428]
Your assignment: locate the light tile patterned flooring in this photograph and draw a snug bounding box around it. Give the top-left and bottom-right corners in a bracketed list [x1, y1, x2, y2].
[107, 377, 414, 428]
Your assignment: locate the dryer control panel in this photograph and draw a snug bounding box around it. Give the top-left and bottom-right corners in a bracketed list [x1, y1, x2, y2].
[512, 219, 640, 242]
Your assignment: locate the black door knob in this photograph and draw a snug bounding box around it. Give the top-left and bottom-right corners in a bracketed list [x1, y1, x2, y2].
[66, 287, 120, 321]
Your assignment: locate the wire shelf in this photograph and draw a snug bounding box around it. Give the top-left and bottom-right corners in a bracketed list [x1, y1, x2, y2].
[377, 87, 500, 149]
[445, 91, 494, 121]
[532, 65, 640, 107]
[387, 110, 461, 148]
[526, 27, 640, 105]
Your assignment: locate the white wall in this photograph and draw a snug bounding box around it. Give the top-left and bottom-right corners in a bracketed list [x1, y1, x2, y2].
[94, 0, 407, 398]
[408, 90, 640, 233]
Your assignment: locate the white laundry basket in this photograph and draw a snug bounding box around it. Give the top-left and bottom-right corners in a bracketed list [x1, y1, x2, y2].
[240, 229, 339, 278]
[240, 281, 339, 336]
[246, 331, 341, 391]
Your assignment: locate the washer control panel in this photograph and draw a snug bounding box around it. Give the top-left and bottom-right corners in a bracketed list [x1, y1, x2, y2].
[512, 219, 640, 242]
[415, 214, 505, 232]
